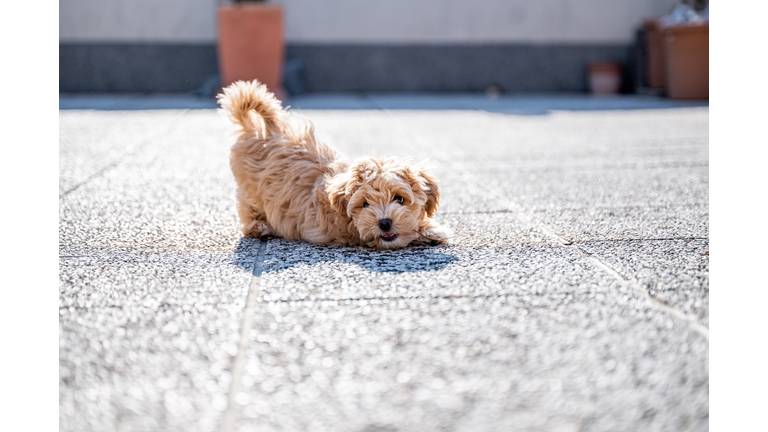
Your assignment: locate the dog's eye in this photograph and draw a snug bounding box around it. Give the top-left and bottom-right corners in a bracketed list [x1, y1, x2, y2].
[393, 195, 404, 204]
[363, 202, 369, 208]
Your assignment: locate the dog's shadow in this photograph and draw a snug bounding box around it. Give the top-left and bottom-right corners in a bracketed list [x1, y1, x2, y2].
[234, 237, 458, 274]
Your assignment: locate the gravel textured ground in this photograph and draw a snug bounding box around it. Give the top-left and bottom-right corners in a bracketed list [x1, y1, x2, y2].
[59, 94, 709, 432]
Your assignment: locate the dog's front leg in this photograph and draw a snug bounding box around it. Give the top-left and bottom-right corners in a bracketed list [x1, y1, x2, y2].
[413, 219, 453, 246]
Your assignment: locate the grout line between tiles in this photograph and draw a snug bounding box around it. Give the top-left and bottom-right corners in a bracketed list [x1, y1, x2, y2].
[567, 242, 710, 338]
[440, 202, 709, 215]
[59, 109, 190, 198]
[60, 159, 124, 198]
[461, 160, 709, 173]
[261, 292, 574, 305]
[218, 239, 268, 432]
[534, 223, 709, 339]
[373, 102, 709, 340]
[573, 238, 708, 243]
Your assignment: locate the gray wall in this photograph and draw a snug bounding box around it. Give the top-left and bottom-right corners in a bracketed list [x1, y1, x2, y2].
[59, 0, 677, 93]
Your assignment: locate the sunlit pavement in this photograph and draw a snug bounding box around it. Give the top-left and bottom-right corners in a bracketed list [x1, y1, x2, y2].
[60, 93, 709, 432]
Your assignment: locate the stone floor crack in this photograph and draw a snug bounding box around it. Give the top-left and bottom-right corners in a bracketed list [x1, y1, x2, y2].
[218, 239, 267, 432]
[60, 159, 123, 198]
[573, 237, 708, 243]
[59, 109, 190, 199]
[567, 242, 709, 339]
[264, 292, 553, 305]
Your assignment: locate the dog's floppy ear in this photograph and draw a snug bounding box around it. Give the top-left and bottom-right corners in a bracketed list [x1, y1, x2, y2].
[327, 161, 370, 217]
[409, 163, 440, 218]
[420, 171, 440, 217]
[327, 171, 354, 217]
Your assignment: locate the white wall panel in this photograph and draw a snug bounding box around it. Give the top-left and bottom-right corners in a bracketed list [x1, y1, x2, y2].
[60, 0, 679, 44]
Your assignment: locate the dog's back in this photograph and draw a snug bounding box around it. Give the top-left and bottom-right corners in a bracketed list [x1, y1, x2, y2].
[218, 80, 352, 243]
[218, 80, 340, 167]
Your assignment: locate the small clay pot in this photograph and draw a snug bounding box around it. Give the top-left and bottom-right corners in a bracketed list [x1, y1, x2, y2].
[588, 62, 622, 95]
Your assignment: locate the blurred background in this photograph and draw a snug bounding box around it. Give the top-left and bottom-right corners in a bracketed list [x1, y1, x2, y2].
[59, 0, 708, 99]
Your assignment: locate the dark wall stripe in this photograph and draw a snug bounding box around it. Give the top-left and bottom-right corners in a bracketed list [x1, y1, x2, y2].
[60, 43, 634, 94]
[288, 44, 634, 93]
[59, 43, 219, 93]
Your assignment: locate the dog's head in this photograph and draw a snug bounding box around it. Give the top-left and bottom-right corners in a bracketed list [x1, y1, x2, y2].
[327, 157, 440, 249]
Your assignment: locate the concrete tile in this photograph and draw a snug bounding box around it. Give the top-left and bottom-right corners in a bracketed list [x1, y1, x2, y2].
[427, 167, 511, 214]
[531, 205, 708, 242]
[385, 108, 708, 159]
[472, 165, 709, 210]
[378, 109, 708, 215]
[579, 239, 710, 326]
[257, 238, 606, 303]
[108, 109, 233, 179]
[455, 142, 708, 172]
[59, 110, 189, 195]
[287, 94, 379, 110]
[229, 294, 708, 432]
[59, 252, 257, 432]
[437, 212, 550, 246]
[290, 110, 434, 161]
[59, 251, 257, 310]
[59, 175, 242, 256]
[60, 304, 235, 432]
[59, 98, 709, 432]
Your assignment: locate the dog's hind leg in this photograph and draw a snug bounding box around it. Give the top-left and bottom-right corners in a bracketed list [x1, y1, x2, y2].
[237, 198, 275, 239]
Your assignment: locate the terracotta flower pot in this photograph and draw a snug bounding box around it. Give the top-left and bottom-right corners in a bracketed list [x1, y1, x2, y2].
[664, 23, 708, 100]
[217, 4, 284, 96]
[588, 62, 622, 95]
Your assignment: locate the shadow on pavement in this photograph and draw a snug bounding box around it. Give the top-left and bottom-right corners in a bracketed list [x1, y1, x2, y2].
[234, 237, 458, 274]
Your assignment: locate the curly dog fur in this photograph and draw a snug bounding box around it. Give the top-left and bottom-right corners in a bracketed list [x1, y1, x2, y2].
[218, 80, 452, 250]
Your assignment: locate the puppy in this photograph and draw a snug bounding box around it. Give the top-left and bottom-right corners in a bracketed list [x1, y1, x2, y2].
[218, 80, 452, 250]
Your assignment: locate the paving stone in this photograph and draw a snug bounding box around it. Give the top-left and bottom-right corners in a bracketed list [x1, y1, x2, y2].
[59, 252, 257, 432]
[59, 111, 188, 195]
[59, 175, 242, 256]
[58, 95, 709, 432]
[578, 239, 710, 326]
[530, 205, 709, 242]
[59, 251, 257, 310]
[378, 109, 708, 215]
[291, 110, 434, 161]
[473, 165, 709, 211]
[436, 212, 550, 246]
[454, 143, 708, 173]
[384, 108, 708, 160]
[257, 239, 597, 303]
[229, 294, 708, 432]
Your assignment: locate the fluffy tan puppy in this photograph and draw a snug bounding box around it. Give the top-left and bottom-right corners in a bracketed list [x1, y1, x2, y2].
[218, 80, 452, 250]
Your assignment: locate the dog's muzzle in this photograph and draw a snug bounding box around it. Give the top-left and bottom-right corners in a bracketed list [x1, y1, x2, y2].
[379, 218, 398, 242]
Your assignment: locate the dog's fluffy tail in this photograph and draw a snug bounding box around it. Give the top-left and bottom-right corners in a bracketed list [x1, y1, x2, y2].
[217, 80, 286, 137]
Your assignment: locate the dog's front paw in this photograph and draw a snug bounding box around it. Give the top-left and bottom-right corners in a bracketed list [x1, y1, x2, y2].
[242, 219, 275, 239]
[415, 223, 453, 246]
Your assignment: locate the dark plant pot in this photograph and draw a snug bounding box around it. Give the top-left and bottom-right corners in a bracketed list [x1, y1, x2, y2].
[644, 19, 667, 89]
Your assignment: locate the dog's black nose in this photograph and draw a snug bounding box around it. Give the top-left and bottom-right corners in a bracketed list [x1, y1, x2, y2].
[379, 218, 392, 231]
